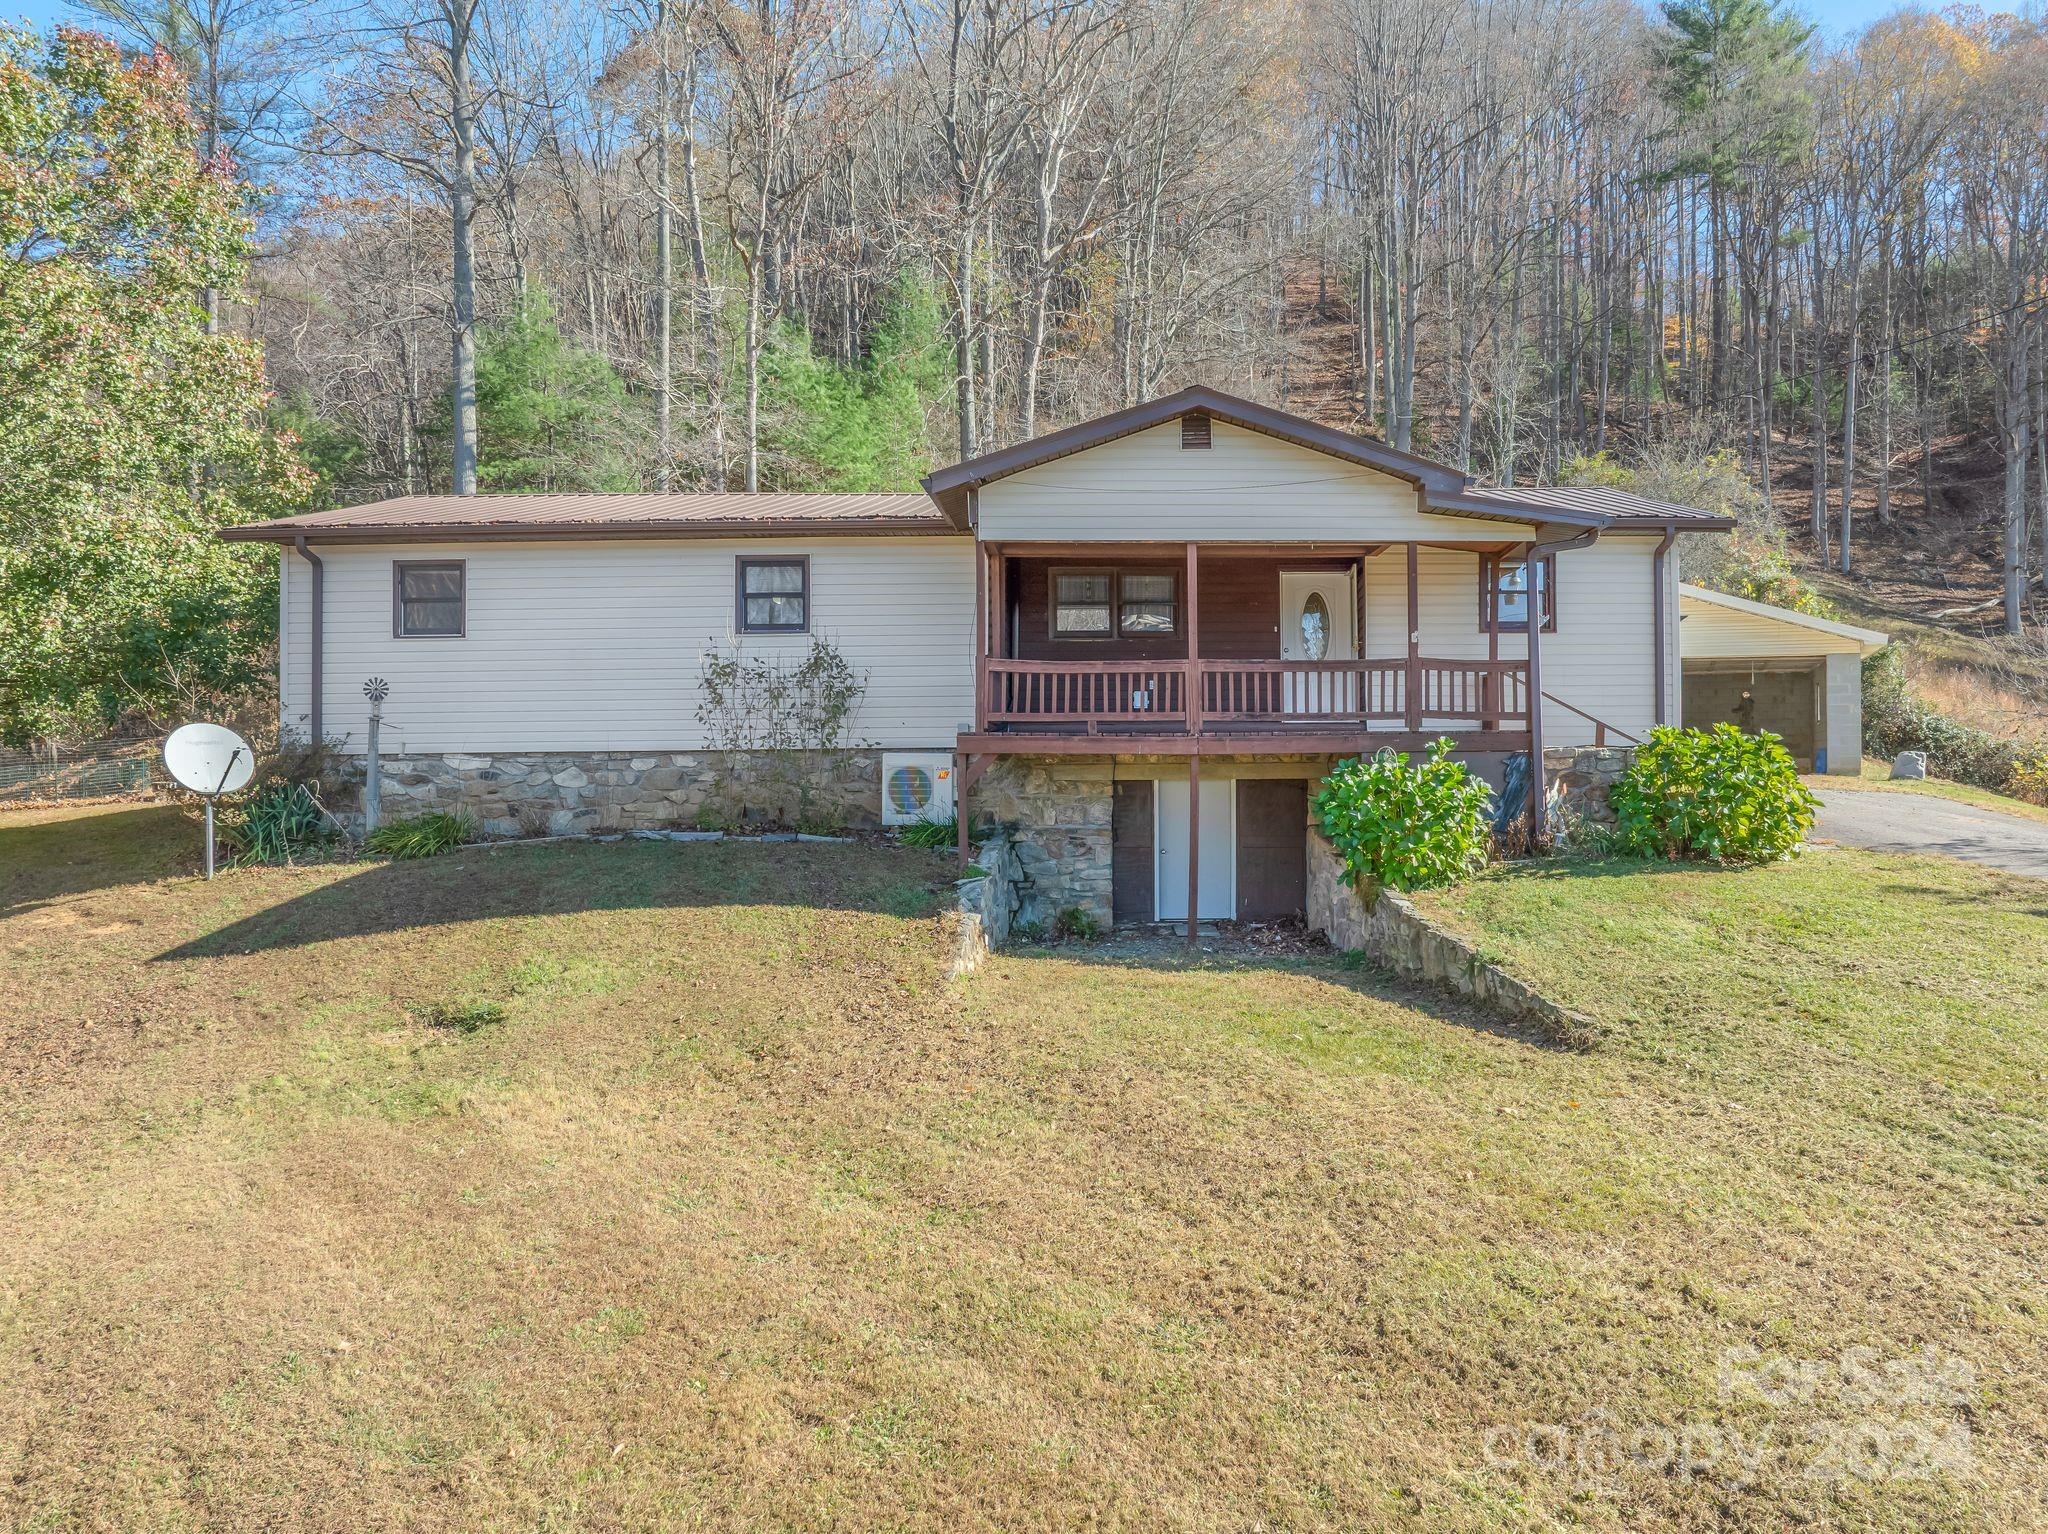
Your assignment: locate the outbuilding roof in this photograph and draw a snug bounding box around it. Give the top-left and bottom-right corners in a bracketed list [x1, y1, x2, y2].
[1678, 583, 1890, 655]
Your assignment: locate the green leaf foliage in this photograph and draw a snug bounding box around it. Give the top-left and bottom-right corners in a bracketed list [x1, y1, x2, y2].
[218, 780, 336, 866]
[365, 811, 475, 860]
[1312, 740, 1495, 897]
[1862, 645, 2023, 791]
[1609, 723, 1817, 863]
[455, 287, 640, 492]
[0, 24, 313, 745]
[758, 272, 949, 491]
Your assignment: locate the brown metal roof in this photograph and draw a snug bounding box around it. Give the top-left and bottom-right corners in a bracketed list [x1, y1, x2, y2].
[1458, 483, 1737, 530]
[219, 491, 952, 544]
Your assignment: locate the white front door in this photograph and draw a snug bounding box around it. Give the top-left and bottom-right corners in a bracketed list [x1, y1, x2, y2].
[1278, 570, 1358, 714]
[1154, 777, 1234, 921]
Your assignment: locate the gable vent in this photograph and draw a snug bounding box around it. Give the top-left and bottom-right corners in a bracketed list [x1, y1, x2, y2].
[1180, 413, 1212, 449]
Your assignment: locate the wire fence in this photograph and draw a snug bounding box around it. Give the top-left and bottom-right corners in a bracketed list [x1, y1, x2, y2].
[0, 739, 162, 803]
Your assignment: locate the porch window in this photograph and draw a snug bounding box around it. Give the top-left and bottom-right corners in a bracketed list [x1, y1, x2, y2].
[737, 556, 809, 633]
[1118, 573, 1177, 635]
[1051, 570, 1113, 636]
[393, 561, 465, 637]
[1483, 554, 1556, 633]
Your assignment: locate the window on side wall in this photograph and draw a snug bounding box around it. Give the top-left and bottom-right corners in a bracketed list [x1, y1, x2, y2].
[393, 561, 465, 637]
[737, 556, 809, 633]
[1483, 554, 1556, 633]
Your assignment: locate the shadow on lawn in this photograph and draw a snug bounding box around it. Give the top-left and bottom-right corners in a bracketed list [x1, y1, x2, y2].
[0, 803, 192, 920]
[1023, 928, 1571, 1051]
[155, 837, 958, 960]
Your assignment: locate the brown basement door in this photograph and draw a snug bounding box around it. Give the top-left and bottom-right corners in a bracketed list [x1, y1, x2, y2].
[1234, 779, 1309, 921]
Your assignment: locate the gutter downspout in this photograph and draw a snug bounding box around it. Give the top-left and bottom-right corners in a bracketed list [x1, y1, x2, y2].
[294, 536, 324, 743]
[1525, 527, 1601, 844]
[1650, 522, 1678, 727]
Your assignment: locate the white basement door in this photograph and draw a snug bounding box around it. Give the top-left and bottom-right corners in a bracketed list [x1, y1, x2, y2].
[1153, 777, 1235, 921]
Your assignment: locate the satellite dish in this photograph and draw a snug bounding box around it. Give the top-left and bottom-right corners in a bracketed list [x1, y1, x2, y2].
[163, 723, 255, 880]
[163, 722, 255, 796]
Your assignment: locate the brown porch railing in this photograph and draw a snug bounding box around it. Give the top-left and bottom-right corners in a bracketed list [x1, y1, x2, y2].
[982, 657, 1531, 733]
[982, 660, 1189, 727]
[1197, 659, 1406, 723]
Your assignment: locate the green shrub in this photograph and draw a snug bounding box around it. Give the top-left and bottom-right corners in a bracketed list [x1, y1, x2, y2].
[218, 782, 335, 866]
[1610, 724, 1816, 863]
[1052, 906, 1101, 941]
[899, 815, 959, 850]
[415, 998, 506, 1034]
[1312, 740, 1494, 897]
[2010, 751, 2048, 807]
[1862, 646, 2022, 790]
[365, 810, 474, 859]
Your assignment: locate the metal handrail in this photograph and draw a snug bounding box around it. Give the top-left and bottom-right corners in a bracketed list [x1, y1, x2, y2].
[1539, 691, 1642, 746]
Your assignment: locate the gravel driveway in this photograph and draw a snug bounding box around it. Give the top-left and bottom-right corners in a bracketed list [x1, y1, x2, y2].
[1812, 788, 2048, 880]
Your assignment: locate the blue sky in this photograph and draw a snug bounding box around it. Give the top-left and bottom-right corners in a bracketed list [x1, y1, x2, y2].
[2, 0, 1918, 56]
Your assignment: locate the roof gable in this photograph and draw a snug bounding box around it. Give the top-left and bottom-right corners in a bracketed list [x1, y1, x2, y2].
[921, 385, 1469, 526]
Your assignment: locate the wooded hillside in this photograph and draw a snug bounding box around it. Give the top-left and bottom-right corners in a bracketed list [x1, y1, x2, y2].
[7, 0, 2048, 744]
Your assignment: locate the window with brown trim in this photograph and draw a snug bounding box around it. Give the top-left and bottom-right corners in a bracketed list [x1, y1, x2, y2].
[393, 560, 465, 637]
[1051, 569, 1113, 636]
[1481, 554, 1556, 633]
[736, 556, 810, 633]
[1049, 567, 1179, 638]
[1118, 572, 1177, 634]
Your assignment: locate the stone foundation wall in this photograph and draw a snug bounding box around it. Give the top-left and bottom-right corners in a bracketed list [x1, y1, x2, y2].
[967, 757, 1115, 932]
[1544, 744, 1633, 827]
[1305, 829, 1603, 1049]
[361, 749, 882, 838]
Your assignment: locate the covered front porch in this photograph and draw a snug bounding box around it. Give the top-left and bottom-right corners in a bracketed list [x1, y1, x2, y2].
[956, 541, 1551, 755]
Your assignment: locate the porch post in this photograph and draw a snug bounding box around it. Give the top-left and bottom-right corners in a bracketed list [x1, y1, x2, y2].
[1526, 543, 1547, 845]
[1483, 553, 1500, 730]
[973, 543, 989, 733]
[1404, 542, 1421, 731]
[1185, 541, 1201, 736]
[1185, 753, 1200, 950]
[955, 751, 970, 865]
[991, 543, 1007, 659]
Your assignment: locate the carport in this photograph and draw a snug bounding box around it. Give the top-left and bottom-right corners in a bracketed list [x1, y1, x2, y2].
[1678, 584, 1888, 775]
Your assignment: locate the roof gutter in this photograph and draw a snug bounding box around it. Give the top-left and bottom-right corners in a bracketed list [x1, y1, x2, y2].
[1651, 522, 1678, 725]
[223, 518, 957, 545]
[293, 536, 323, 744]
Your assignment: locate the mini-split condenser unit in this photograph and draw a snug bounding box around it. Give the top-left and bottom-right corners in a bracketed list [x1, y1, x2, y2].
[881, 752, 956, 827]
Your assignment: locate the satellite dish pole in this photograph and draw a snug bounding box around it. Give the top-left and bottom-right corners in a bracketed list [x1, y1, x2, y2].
[363, 677, 388, 837]
[162, 722, 256, 880]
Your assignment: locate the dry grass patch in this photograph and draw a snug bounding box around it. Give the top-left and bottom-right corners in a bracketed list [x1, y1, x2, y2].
[2, 805, 2044, 1530]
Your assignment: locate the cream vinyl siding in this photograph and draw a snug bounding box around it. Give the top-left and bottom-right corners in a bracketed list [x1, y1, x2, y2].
[1357, 535, 1669, 744]
[976, 419, 1488, 543]
[280, 537, 975, 754]
[1678, 593, 1870, 658]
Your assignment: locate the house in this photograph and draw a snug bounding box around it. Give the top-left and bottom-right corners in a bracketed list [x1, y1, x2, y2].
[1677, 584, 1887, 773]
[221, 385, 1851, 930]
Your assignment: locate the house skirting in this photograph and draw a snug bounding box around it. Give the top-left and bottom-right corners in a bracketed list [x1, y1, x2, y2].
[360, 749, 883, 837]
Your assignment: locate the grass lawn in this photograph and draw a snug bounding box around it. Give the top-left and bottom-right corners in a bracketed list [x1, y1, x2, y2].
[3, 804, 2046, 1531]
[1802, 762, 2048, 827]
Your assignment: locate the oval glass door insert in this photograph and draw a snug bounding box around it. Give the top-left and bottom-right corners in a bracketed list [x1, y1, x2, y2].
[1300, 592, 1330, 660]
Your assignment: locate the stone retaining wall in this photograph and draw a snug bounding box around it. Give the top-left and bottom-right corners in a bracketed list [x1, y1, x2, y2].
[950, 833, 1024, 978]
[968, 757, 1115, 932]
[1544, 744, 1633, 827]
[360, 749, 881, 838]
[1306, 829, 1604, 1049]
